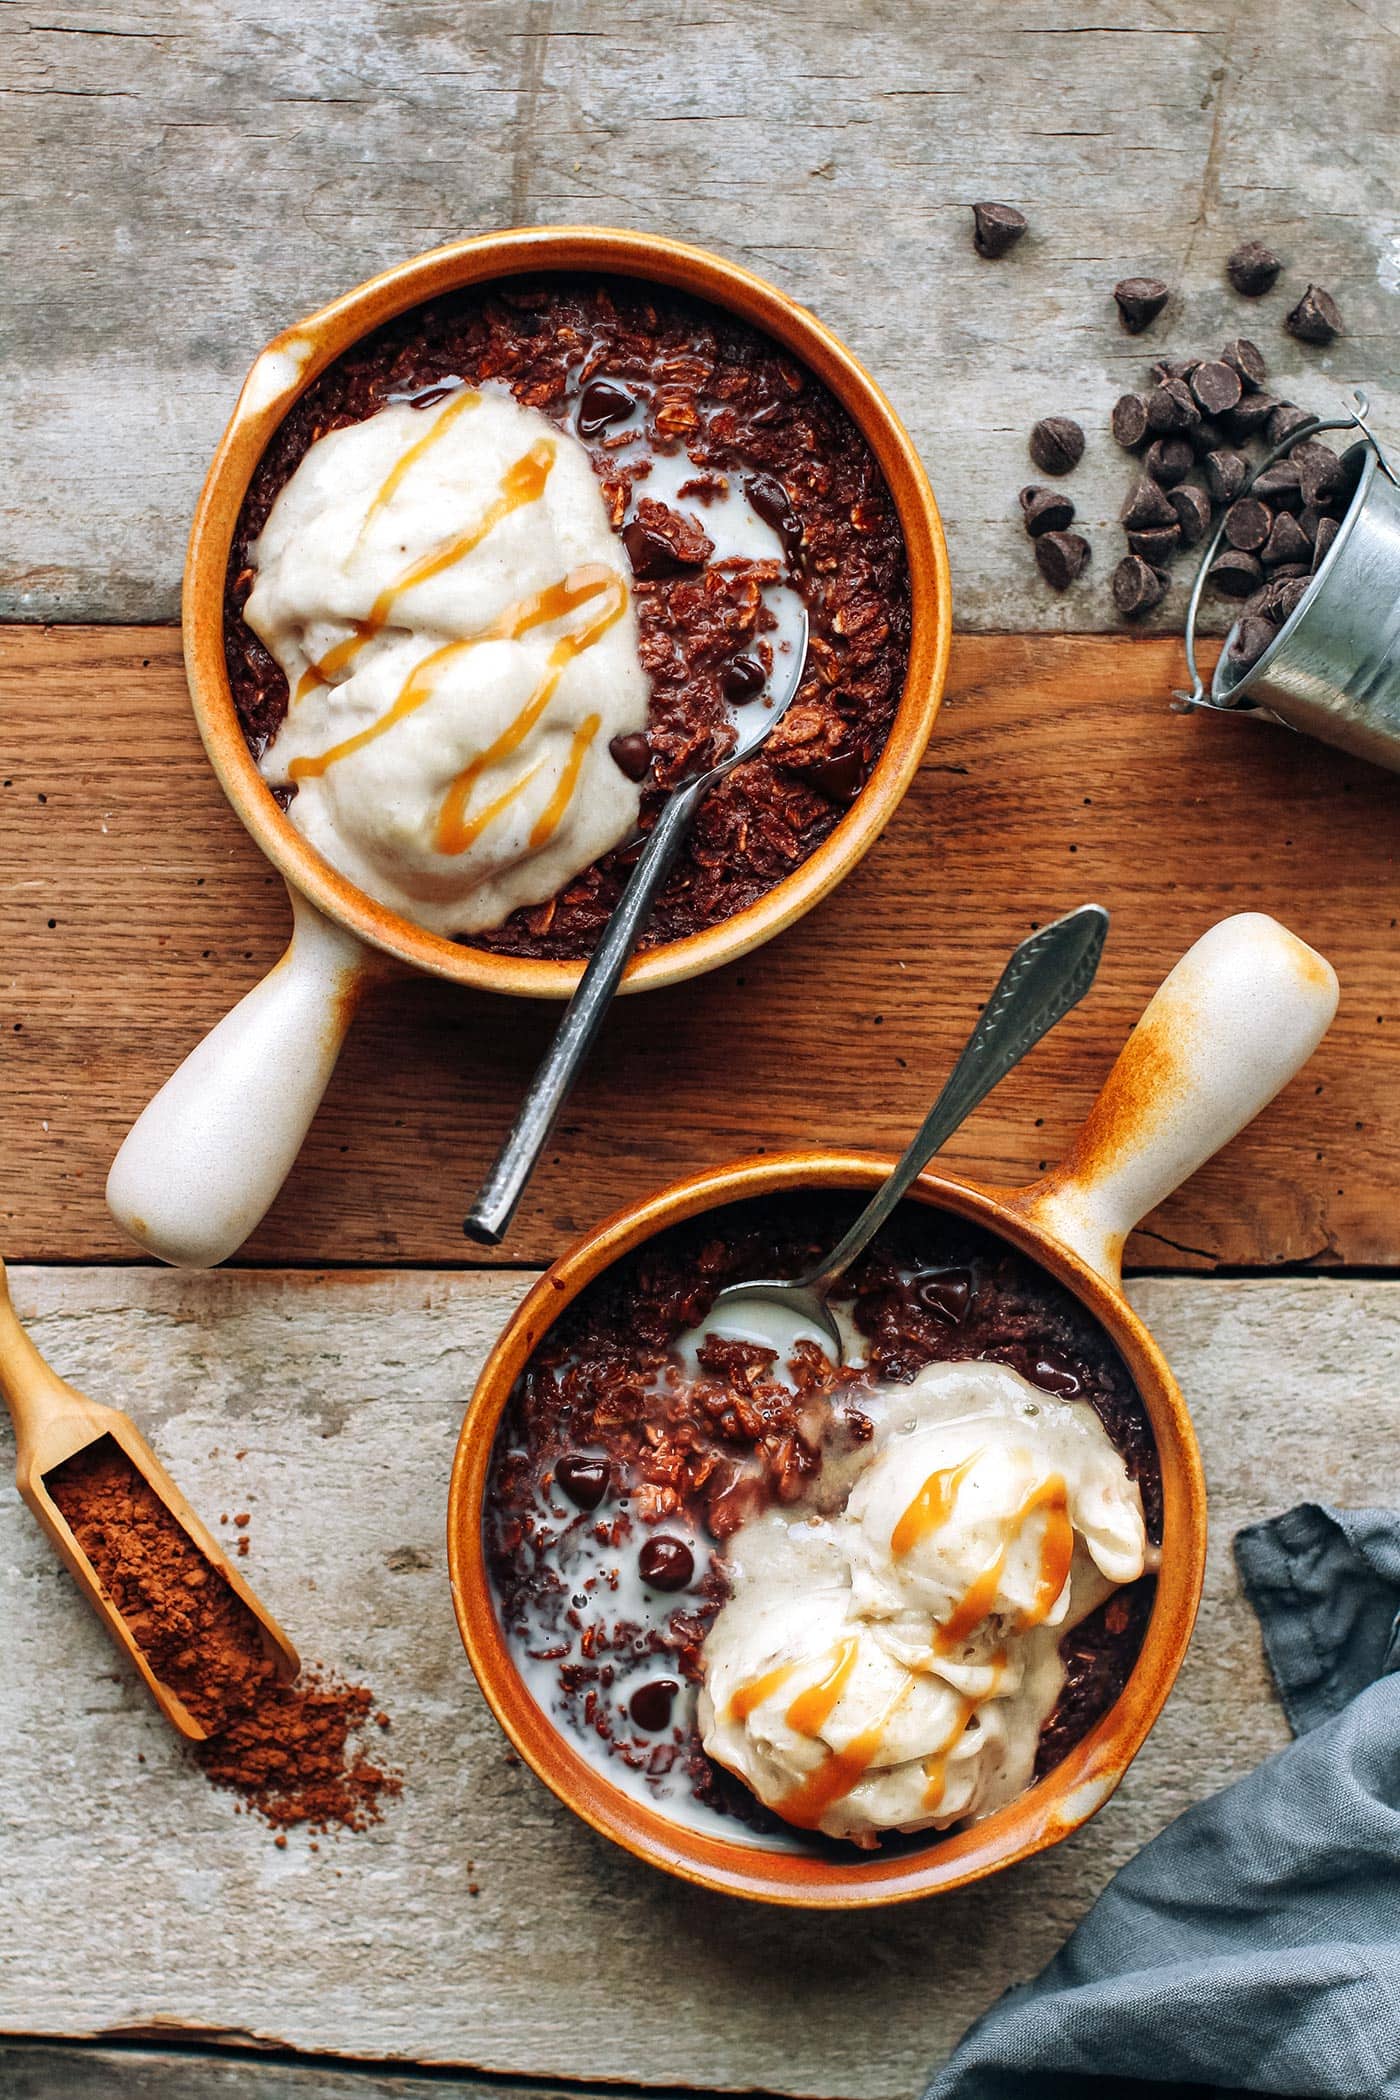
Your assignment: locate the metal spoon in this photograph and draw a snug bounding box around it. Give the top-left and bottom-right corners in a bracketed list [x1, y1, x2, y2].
[465, 606, 811, 1245]
[700, 903, 1110, 1360]
[0, 1255, 299, 1740]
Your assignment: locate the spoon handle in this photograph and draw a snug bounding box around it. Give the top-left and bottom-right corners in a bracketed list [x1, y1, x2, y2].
[800, 903, 1110, 1295]
[464, 775, 710, 1245]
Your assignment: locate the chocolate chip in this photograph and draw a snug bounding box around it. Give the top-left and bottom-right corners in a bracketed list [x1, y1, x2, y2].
[628, 1679, 679, 1733]
[1291, 440, 1343, 507]
[1151, 357, 1199, 384]
[1313, 514, 1341, 568]
[1168, 483, 1213, 546]
[1205, 448, 1250, 504]
[1019, 485, 1076, 537]
[972, 202, 1027, 258]
[1221, 337, 1268, 390]
[1034, 530, 1091, 590]
[1028, 1353, 1082, 1398]
[556, 1456, 611, 1511]
[1295, 506, 1322, 546]
[1121, 476, 1177, 530]
[1110, 394, 1150, 450]
[1111, 554, 1169, 619]
[803, 749, 865, 803]
[577, 378, 635, 438]
[638, 1535, 695, 1592]
[1286, 284, 1343, 345]
[1224, 498, 1272, 553]
[622, 518, 695, 579]
[1228, 392, 1281, 438]
[1253, 458, 1302, 510]
[745, 473, 803, 559]
[1191, 360, 1243, 417]
[1145, 436, 1196, 487]
[1260, 510, 1312, 569]
[721, 654, 767, 702]
[1228, 613, 1279, 670]
[1226, 241, 1283, 297]
[1266, 402, 1314, 447]
[1274, 576, 1311, 621]
[407, 384, 459, 411]
[1125, 525, 1180, 564]
[1029, 417, 1085, 476]
[1113, 276, 1170, 333]
[1147, 379, 1200, 434]
[1209, 548, 1265, 597]
[1269, 563, 1312, 582]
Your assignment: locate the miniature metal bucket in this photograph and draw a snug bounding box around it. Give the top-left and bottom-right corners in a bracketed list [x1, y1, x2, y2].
[1180, 395, 1400, 773]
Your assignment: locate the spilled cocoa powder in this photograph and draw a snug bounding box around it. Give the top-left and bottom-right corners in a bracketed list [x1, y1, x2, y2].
[47, 1437, 399, 1836]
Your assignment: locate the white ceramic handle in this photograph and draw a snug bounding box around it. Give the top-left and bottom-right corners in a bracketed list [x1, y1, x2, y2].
[1017, 913, 1338, 1286]
[106, 889, 373, 1268]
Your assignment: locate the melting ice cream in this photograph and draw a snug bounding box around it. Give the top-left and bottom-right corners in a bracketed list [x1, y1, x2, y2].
[699, 1359, 1151, 1846]
[244, 384, 650, 936]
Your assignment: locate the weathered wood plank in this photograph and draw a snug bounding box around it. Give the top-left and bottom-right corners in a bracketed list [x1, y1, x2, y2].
[2, 0, 1397, 631]
[2, 626, 1396, 1271]
[0, 2041, 656, 2100]
[0, 1267, 1395, 2096]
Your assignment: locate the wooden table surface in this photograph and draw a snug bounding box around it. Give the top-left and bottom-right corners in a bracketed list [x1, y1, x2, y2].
[4, 5, 1400, 2098]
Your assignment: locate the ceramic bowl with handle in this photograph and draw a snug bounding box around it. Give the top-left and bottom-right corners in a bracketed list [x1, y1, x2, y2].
[106, 227, 951, 1269]
[447, 913, 1338, 1907]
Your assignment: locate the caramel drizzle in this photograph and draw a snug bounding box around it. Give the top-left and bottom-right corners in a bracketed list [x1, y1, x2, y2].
[292, 432, 553, 705]
[359, 384, 483, 536]
[919, 1695, 978, 1814]
[288, 565, 624, 870]
[781, 1675, 912, 1832]
[890, 1450, 1075, 1655]
[726, 1660, 797, 1725]
[784, 1636, 860, 1738]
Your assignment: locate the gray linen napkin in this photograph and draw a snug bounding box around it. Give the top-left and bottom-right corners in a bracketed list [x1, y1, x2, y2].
[925, 1505, 1400, 2100]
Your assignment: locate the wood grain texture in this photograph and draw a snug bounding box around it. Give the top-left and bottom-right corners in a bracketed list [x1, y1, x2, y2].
[0, 1266, 1395, 2094]
[2, 0, 1398, 632]
[2, 625, 1397, 1271]
[0, 2043, 653, 2100]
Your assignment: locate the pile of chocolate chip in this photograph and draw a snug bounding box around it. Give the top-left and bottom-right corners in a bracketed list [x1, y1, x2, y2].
[978, 213, 1350, 679]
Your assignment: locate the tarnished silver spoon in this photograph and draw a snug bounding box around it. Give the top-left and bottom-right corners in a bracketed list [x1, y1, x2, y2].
[699, 903, 1110, 1360]
[465, 607, 810, 1245]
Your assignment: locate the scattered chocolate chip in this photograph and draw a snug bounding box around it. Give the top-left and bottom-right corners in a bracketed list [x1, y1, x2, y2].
[628, 1679, 680, 1732]
[1266, 402, 1314, 447]
[622, 518, 697, 579]
[1260, 510, 1312, 569]
[556, 1456, 611, 1511]
[1191, 360, 1243, 418]
[607, 732, 652, 783]
[1111, 554, 1169, 619]
[1228, 613, 1279, 669]
[744, 473, 803, 559]
[916, 1269, 975, 1324]
[1226, 241, 1283, 298]
[1028, 1353, 1083, 1398]
[1228, 392, 1281, 438]
[1205, 448, 1251, 504]
[1286, 284, 1343, 345]
[972, 202, 1028, 258]
[1291, 440, 1342, 507]
[1029, 417, 1085, 476]
[1221, 337, 1268, 390]
[721, 654, 767, 702]
[1273, 576, 1311, 621]
[1312, 514, 1341, 568]
[1151, 357, 1199, 384]
[1168, 483, 1213, 546]
[1114, 276, 1171, 333]
[577, 378, 635, 438]
[1147, 379, 1200, 434]
[1121, 477, 1177, 530]
[638, 1536, 695, 1592]
[1144, 436, 1196, 486]
[1253, 458, 1303, 510]
[1125, 525, 1180, 564]
[803, 749, 865, 803]
[1209, 548, 1265, 597]
[1019, 485, 1076, 537]
[1110, 393, 1151, 450]
[1224, 498, 1272, 553]
[1034, 529, 1091, 590]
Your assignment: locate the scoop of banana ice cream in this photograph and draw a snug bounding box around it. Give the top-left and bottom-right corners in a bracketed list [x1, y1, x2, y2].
[244, 384, 649, 937]
[698, 1358, 1151, 1845]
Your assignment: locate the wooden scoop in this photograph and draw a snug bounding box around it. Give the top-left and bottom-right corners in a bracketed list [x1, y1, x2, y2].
[0, 1255, 299, 1739]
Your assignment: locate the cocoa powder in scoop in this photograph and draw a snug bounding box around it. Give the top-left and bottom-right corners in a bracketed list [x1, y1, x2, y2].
[47, 1437, 398, 1836]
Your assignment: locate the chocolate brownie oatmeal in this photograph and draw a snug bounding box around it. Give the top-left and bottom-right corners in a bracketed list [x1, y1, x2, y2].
[486, 1194, 1161, 1852]
[225, 277, 911, 958]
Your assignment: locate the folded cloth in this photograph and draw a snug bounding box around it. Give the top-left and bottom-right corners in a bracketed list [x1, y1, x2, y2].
[925, 1505, 1400, 2100]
